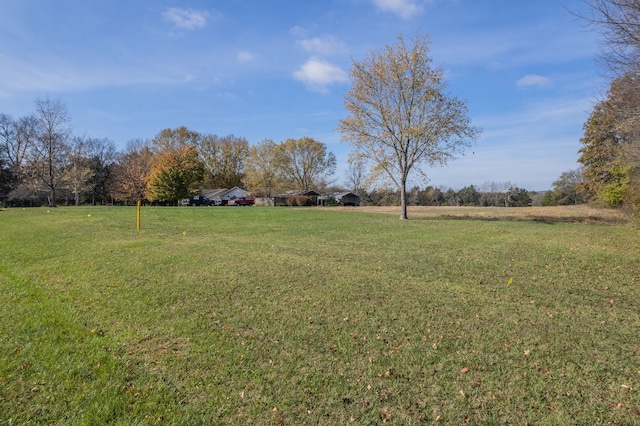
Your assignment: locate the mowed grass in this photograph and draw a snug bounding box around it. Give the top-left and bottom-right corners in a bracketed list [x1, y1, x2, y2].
[1, 206, 639, 425]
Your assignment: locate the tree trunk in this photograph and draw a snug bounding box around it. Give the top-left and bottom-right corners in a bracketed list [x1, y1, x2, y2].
[49, 187, 56, 207]
[400, 181, 408, 220]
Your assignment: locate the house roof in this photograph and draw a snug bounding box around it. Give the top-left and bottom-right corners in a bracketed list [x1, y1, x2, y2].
[202, 188, 229, 199]
[280, 189, 320, 197]
[202, 186, 248, 199]
[326, 192, 358, 198]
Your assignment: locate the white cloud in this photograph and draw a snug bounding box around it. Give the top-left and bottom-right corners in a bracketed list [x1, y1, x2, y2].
[293, 58, 348, 92]
[162, 8, 209, 30]
[371, 0, 424, 19]
[237, 50, 254, 63]
[289, 26, 309, 38]
[517, 74, 552, 88]
[297, 36, 347, 56]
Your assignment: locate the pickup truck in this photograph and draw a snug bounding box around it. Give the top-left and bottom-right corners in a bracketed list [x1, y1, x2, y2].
[185, 196, 212, 206]
[227, 197, 255, 206]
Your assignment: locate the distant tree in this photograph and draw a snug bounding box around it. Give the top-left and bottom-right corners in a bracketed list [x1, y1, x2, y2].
[479, 181, 505, 207]
[85, 137, 117, 205]
[421, 186, 440, 206]
[276, 137, 336, 190]
[147, 144, 204, 204]
[147, 127, 205, 204]
[3, 115, 41, 204]
[32, 97, 72, 207]
[344, 158, 368, 198]
[242, 139, 282, 197]
[444, 188, 459, 206]
[507, 187, 533, 207]
[64, 136, 93, 206]
[108, 139, 153, 204]
[458, 185, 480, 206]
[200, 134, 249, 188]
[542, 168, 587, 206]
[151, 126, 202, 153]
[368, 187, 401, 206]
[0, 114, 17, 202]
[337, 32, 480, 219]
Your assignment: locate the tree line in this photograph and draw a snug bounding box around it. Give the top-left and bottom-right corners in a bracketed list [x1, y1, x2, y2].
[544, 0, 640, 213]
[0, 95, 578, 209]
[0, 97, 337, 207]
[357, 183, 539, 207]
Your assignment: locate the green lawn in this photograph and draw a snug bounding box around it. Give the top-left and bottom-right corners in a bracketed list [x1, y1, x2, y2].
[1, 206, 639, 424]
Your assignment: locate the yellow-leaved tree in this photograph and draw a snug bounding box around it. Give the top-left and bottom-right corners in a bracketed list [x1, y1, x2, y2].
[337, 33, 480, 219]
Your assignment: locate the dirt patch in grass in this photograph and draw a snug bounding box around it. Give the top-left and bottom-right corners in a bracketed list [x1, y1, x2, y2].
[323, 205, 630, 224]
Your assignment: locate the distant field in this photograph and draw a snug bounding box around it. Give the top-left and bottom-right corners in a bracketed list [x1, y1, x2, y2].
[1, 206, 638, 424]
[325, 205, 630, 224]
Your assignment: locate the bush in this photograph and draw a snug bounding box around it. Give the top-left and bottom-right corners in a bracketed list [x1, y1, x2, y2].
[286, 196, 310, 206]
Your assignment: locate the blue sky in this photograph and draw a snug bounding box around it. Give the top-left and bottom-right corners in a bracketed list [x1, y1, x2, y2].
[0, 0, 602, 190]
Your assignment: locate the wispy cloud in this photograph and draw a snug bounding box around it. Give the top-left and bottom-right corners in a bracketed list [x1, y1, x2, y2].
[162, 8, 209, 30]
[0, 52, 193, 94]
[293, 58, 348, 92]
[517, 74, 552, 88]
[371, 0, 425, 19]
[297, 36, 347, 56]
[237, 50, 254, 63]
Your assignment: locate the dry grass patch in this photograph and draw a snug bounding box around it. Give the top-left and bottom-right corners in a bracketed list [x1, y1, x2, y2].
[324, 205, 629, 224]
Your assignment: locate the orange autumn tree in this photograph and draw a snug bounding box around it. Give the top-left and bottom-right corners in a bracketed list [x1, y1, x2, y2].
[109, 139, 153, 204]
[147, 144, 204, 204]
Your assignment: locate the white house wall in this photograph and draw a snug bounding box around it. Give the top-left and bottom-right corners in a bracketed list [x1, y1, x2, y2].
[225, 187, 248, 200]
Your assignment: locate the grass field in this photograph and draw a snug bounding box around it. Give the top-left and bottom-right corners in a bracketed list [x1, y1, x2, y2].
[1, 206, 639, 424]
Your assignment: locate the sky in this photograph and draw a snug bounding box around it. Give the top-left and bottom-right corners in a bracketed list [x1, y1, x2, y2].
[0, 0, 604, 190]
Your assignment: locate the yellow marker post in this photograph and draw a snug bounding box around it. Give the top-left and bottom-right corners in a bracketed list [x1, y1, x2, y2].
[136, 200, 141, 229]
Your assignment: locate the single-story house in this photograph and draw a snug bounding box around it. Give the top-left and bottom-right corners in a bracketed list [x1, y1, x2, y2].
[319, 192, 360, 206]
[201, 186, 249, 205]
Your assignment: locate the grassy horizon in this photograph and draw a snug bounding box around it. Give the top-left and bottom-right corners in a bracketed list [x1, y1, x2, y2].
[1, 206, 639, 424]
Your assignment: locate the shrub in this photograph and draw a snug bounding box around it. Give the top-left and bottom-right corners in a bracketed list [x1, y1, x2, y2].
[286, 196, 310, 206]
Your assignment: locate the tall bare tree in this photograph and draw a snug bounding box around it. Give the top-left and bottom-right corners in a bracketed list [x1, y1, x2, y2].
[0, 114, 39, 200]
[85, 137, 117, 205]
[64, 136, 94, 206]
[337, 33, 480, 219]
[33, 97, 72, 207]
[344, 158, 368, 197]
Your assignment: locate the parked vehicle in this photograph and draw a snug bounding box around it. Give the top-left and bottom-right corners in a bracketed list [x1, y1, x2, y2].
[186, 196, 212, 206]
[227, 196, 255, 206]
